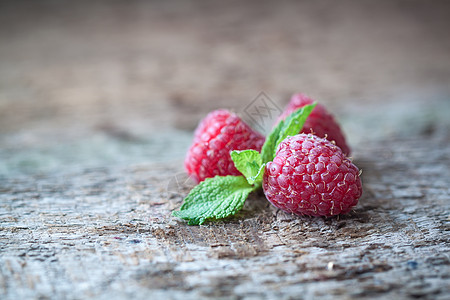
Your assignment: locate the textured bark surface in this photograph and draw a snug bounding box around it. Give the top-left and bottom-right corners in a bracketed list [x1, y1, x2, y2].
[1, 1, 450, 299]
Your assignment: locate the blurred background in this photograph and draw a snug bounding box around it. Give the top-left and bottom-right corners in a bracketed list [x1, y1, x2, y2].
[1, 0, 449, 176]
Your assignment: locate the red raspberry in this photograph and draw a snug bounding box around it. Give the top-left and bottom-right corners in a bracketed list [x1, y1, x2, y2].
[277, 93, 351, 155]
[263, 134, 362, 217]
[185, 109, 264, 182]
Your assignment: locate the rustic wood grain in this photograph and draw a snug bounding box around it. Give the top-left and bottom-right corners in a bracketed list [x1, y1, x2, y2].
[1, 1, 450, 299]
[1, 133, 449, 299]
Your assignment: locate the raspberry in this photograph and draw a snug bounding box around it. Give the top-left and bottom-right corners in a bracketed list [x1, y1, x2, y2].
[277, 93, 351, 155]
[263, 134, 362, 216]
[185, 109, 264, 182]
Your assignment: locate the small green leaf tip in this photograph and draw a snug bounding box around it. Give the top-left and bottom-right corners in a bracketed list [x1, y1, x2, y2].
[261, 103, 316, 163]
[274, 103, 316, 150]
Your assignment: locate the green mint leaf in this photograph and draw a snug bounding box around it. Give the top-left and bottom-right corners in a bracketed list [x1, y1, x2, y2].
[275, 103, 316, 150]
[230, 150, 263, 185]
[260, 103, 316, 163]
[261, 120, 284, 163]
[172, 175, 255, 225]
[250, 163, 266, 187]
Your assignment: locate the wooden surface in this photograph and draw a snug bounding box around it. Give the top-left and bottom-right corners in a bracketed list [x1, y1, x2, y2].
[1, 1, 450, 299]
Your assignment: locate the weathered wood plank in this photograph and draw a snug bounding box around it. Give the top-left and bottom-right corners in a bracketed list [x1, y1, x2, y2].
[1, 132, 449, 299]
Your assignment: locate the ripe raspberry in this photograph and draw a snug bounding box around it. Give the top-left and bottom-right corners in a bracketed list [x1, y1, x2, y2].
[185, 109, 264, 182]
[277, 93, 351, 155]
[263, 134, 362, 216]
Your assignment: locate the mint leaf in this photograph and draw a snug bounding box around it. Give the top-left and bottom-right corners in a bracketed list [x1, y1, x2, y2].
[260, 103, 316, 163]
[172, 176, 255, 225]
[251, 163, 266, 187]
[275, 103, 316, 149]
[230, 150, 263, 185]
[260, 120, 284, 164]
